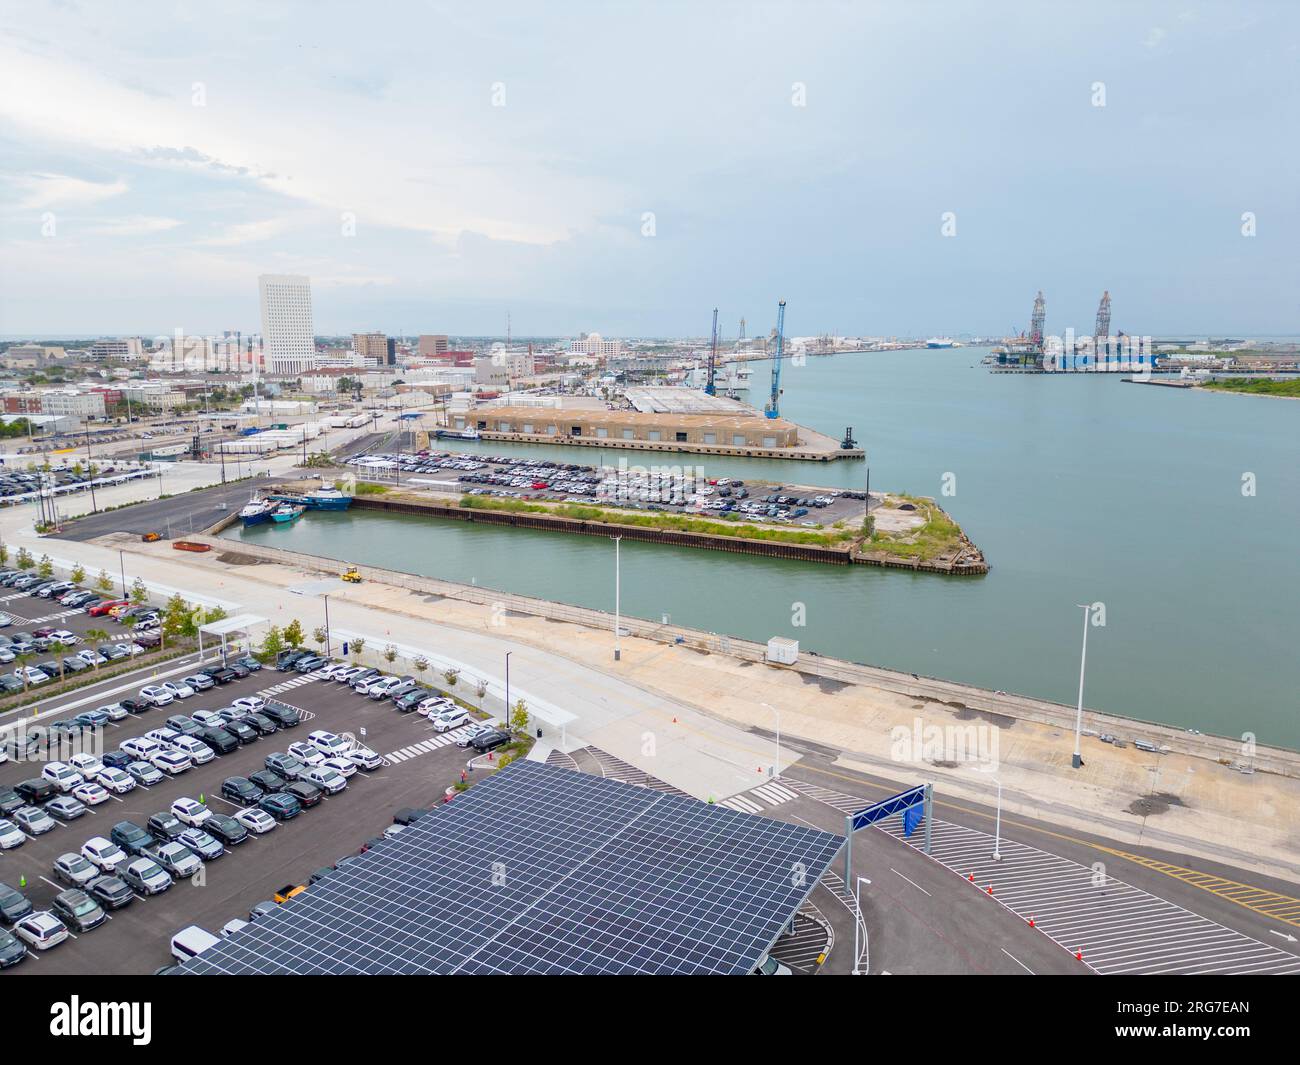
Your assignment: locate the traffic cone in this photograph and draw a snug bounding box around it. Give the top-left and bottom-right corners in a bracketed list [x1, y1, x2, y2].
[986, 885, 994, 895]
[968, 873, 975, 882]
[1075, 950, 1083, 961]
[1028, 917, 1035, 927]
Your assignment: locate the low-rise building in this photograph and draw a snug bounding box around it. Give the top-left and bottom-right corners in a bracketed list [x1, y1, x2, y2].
[458, 406, 799, 449]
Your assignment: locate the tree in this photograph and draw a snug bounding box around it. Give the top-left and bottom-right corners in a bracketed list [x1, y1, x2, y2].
[84, 629, 108, 668]
[0, 542, 7, 566]
[383, 643, 397, 664]
[443, 668, 459, 687]
[37, 554, 53, 578]
[509, 698, 529, 734]
[312, 625, 327, 649]
[70, 563, 86, 585]
[95, 569, 113, 594]
[350, 636, 365, 661]
[161, 593, 190, 644]
[15, 547, 32, 570]
[475, 678, 488, 701]
[413, 655, 429, 678]
[129, 577, 148, 604]
[14, 652, 33, 691]
[283, 618, 304, 649]
[259, 625, 285, 660]
[49, 640, 67, 680]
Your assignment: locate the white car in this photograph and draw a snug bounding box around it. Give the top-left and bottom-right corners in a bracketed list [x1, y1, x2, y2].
[287, 741, 325, 767]
[333, 666, 365, 684]
[145, 727, 183, 747]
[417, 696, 453, 717]
[183, 673, 215, 691]
[171, 797, 211, 828]
[68, 753, 105, 779]
[41, 762, 84, 793]
[0, 818, 25, 849]
[321, 756, 357, 779]
[138, 686, 175, 708]
[314, 662, 346, 679]
[221, 918, 251, 938]
[13, 666, 50, 686]
[232, 696, 266, 713]
[120, 737, 163, 762]
[72, 782, 111, 807]
[358, 676, 400, 699]
[162, 680, 195, 699]
[234, 807, 276, 835]
[306, 767, 347, 794]
[191, 710, 225, 729]
[77, 649, 107, 667]
[13, 912, 69, 951]
[151, 750, 192, 775]
[431, 707, 469, 732]
[81, 837, 128, 873]
[171, 736, 214, 765]
[96, 701, 128, 721]
[344, 746, 383, 771]
[307, 730, 350, 758]
[47, 629, 79, 645]
[95, 767, 136, 795]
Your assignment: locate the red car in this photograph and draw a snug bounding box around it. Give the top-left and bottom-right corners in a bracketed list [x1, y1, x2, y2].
[88, 599, 129, 617]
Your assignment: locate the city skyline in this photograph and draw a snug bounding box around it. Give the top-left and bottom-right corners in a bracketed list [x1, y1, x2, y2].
[2, 2, 1298, 338]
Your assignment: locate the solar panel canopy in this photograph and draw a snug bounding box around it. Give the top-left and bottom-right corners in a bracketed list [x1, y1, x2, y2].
[179, 759, 842, 974]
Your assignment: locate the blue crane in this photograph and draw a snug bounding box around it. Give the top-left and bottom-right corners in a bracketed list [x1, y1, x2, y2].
[764, 299, 786, 419]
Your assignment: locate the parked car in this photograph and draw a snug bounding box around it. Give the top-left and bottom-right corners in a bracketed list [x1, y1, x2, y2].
[138, 685, 174, 708]
[86, 874, 134, 911]
[147, 841, 203, 879]
[146, 812, 186, 843]
[44, 795, 88, 821]
[0, 882, 34, 926]
[72, 782, 111, 807]
[221, 777, 263, 805]
[109, 820, 154, 856]
[171, 797, 211, 827]
[53, 852, 99, 887]
[262, 704, 301, 728]
[201, 813, 249, 847]
[248, 769, 288, 794]
[469, 728, 513, 754]
[162, 680, 195, 700]
[284, 780, 323, 808]
[13, 806, 57, 835]
[12, 912, 69, 951]
[197, 727, 238, 755]
[431, 707, 470, 732]
[307, 730, 351, 758]
[81, 837, 128, 874]
[0, 819, 25, 850]
[182, 673, 215, 692]
[50, 889, 106, 933]
[125, 761, 164, 787]
[305, 767, 346, 795]
[178, 828, 225, 862]
[119, 857, 173, 896]
[95, 768, 135, 795]
[234, 807, 276, 835]
[265, 752, 309, 780]
[259, 792, 302, 821]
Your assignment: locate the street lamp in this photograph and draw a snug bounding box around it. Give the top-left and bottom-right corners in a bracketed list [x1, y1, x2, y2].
[992, 777, 1003, 861]
[322, 594, 331, 658]
[852, 876, 872, 975]
[760, 701, 781, 779]
[1072, 603, 1091, 769]
[612, 535, 622, 662]
[118, 548, 128, 598]
[504, 651, 512, 723]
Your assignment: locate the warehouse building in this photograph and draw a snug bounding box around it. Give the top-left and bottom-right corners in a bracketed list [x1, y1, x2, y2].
[457, 405, 799, 449]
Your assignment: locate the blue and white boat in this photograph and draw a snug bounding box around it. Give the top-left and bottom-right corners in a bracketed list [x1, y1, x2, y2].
[270, 503, 305, 525]
[303, 483, 352, 511]
[239, 499, 276, 527]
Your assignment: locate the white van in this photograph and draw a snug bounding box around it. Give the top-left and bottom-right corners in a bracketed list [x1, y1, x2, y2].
[170, 925, 221, 963]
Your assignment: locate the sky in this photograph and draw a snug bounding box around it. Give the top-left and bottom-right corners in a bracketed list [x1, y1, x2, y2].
[0, 1, 1296, 339]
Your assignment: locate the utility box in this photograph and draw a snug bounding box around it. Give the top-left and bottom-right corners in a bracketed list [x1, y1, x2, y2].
[766, 637, 799, 665]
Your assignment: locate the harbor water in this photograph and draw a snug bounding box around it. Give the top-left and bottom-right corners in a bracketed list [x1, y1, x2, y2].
[223, 349, 1300, 746]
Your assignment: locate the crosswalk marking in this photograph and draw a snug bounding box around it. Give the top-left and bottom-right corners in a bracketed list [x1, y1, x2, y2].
[384, 726, 472, 762]
[5, 606, 83, 625]
[718, 779, 799, 814]
[258, 674, 318, 696]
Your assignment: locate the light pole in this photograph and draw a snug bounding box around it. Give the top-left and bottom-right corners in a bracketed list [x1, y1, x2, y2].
[761, 701, 781, 778]
[84, 423, 98, 514]
[612, 535, 622, 662]
[852, 876, 872, 975]
[992, 777, 1003, 861]
[1072, 603, 1090, 769]
[504, 650, 512, 723]
[323, 594, 331, 658]
[118, 548, 127, 598]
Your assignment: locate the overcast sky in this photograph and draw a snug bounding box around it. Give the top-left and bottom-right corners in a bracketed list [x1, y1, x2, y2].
[1, 1, 1296, 338]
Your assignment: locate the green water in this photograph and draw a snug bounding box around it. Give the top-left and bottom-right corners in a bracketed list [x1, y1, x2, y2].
[225, 350, 1300, 746]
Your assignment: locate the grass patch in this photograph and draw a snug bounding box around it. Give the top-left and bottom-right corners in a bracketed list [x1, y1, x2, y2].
[865, 495, 963, 561]
[354, 481, 391, 495]
[1201, 377, 1300, 398]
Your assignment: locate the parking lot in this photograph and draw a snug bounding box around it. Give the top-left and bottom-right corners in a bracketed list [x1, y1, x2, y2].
[347, 447, 874, 529]
[0, 659, 485, 974]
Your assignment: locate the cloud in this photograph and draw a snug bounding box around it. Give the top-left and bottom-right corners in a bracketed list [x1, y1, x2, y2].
[195, 218, 292, 246]
[86, 215, 183, 236]
[1145, 27, 1168, 48]
[9, 172, 128, 210]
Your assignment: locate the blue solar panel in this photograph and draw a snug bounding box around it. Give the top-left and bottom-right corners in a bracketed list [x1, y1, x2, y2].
[178, 759, 842, 974]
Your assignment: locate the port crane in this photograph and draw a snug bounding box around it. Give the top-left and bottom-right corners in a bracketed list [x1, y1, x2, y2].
[764, 300, 786, 419]
[704, 307, 719, 396]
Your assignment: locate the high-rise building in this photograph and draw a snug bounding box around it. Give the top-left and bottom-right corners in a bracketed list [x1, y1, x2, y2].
[418, 334, 450, 359]
[259, 274, 316, 375]
[353, 332, 393, 366]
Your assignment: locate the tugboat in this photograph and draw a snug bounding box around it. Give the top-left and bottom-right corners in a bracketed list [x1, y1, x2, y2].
[239, 498, 277, 527]
[270, 503, 305, 525]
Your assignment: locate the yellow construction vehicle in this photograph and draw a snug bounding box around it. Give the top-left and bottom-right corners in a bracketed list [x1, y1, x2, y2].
[341, 566, 362, 583]
[274, 884, 306, 904]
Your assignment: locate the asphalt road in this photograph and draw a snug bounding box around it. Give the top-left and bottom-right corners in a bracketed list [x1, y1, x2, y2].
[56, 477, 293, 542]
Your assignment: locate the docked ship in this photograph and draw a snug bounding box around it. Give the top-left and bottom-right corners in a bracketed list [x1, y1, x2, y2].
[926, 337, 957, 349]
[270, 503, 305, 524]
[433, 428, 480, 441]
[239, 499, 277, 527]
[265, 483, 354, 512]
